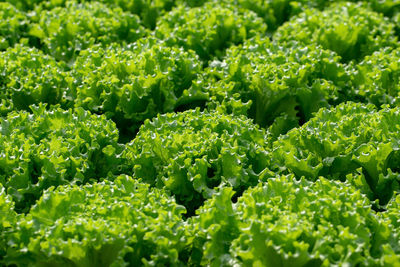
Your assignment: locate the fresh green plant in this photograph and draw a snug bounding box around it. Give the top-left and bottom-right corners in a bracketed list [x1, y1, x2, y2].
[0, 44, 70, 116]
[206, 37, 350, 136]
[217, 0, 311, 32]
[155, 2, 267, 62]
[0, 2, 28, 50]
[4, 175, 190, 266]
[29, 0, 146, 62]
[183, 0, 400, 33]
[351, 47, 400, 106]
[70, 38, 207, 137]
[271, 102, 400, 205]
[0, 185, 18, 261]
[0, 1, 400, 266]
[380, 193, 400, 259]
[190, 174, 400, 266]
[274, 2, 398, 62]
[4, 0, 51, 10]
[92, 0, 175, 29]
[124, 109, 272, 214]
[0, 105, 124, 213]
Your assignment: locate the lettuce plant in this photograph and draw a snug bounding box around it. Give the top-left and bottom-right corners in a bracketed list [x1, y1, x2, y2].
[0, 185, 18, 261]
[0, 2, 28, 50]
[274, 2, 398, 62]
[216, 0, 314, 32]
[124, 109, 272, 214]
[351, 47, 400, 106]
[155, 3, 266, 62]
[381, 194, 400, 259]
[70, 38, 207, 137]
[0, 1, 399, 265]
[91, 0, 175, 29]
[0, 45, 70, 116]
[207, 37, 350, 136]
[29, 0, 146, 62]
[5, 175, 190, 266]
[272, 102, 400, 205]
[0, 105, 124, 213]
[190, 174, 399, 266]
[172, 0, 400, 33]
[4, 0, 49, 10]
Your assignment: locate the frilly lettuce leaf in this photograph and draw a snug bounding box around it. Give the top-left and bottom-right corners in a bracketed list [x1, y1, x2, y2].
[70, 38, 208, 137]
[124, 108, 273, 214]
[29, 0, 147, 62]
[191, 174, 399, 266]
[0, 185, 18, 261]
[351, 47, 400, 106]
[0, 105, 124, 213]
[205, 36, 350, 136]
[274, 2, 398, 62]
[4, 175, 190, 266]
[0, 44, 70, 116]
[272, 102, 400, 205]
[0, 2, 28, 50]
[155, 2, 267, 62]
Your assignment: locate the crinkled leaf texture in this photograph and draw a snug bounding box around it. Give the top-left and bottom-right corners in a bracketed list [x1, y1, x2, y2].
[0, 44, 70, 116]
[380, 193, 400, 262]
[274, 2, 398, 62]
[190, 174, 400, 266]
[29, 0, 147, 62]
[0, 2, 28, 50]
[0, 184, 18, 260]
[272, 102, 400, 205]
[4, 175, 190, 267]
[94, 0, 175, 29]
[155, 2, 267, 61]
[124, 108, 272, 214]
[0, 105, 124, 213]
[206, 36, 350, 136]
[351, 47, 400, 106]
[215, 0, 316, 32]
[70, 38, 207, 136]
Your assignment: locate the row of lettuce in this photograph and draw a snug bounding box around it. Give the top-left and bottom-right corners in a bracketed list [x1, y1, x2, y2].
[1, 1, 400, 138]
[1, 0, 400, 266]
[1, 102, 400, 265]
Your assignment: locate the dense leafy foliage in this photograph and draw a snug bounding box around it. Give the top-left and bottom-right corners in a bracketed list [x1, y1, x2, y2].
[274, 2, 398, 62]
[207, 37, 350, 136]
[93, 0, 175, 29]
[124, 109, 272, 214]
[190, 174, 400, 266]
[218, 0, 321, 32]
[0, 185, 18, 260]
[0, 105, 123, 213]
[351, 47, 400, 106]
[381, 193, 400, 256]
[29, 0, 146, 62]
[0, 45, 69, 116]
[155, 2, 267, 61]
[4, 175, 190, 266]
[1, 0, 400, 266]
[70, 38, 207, 137]
[272, 102, 400, 205]
[4, 0, 47, 10]
[368, 0, 400, 17]
[395, 12, 400, 37]
[0, 2, 28, 50]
